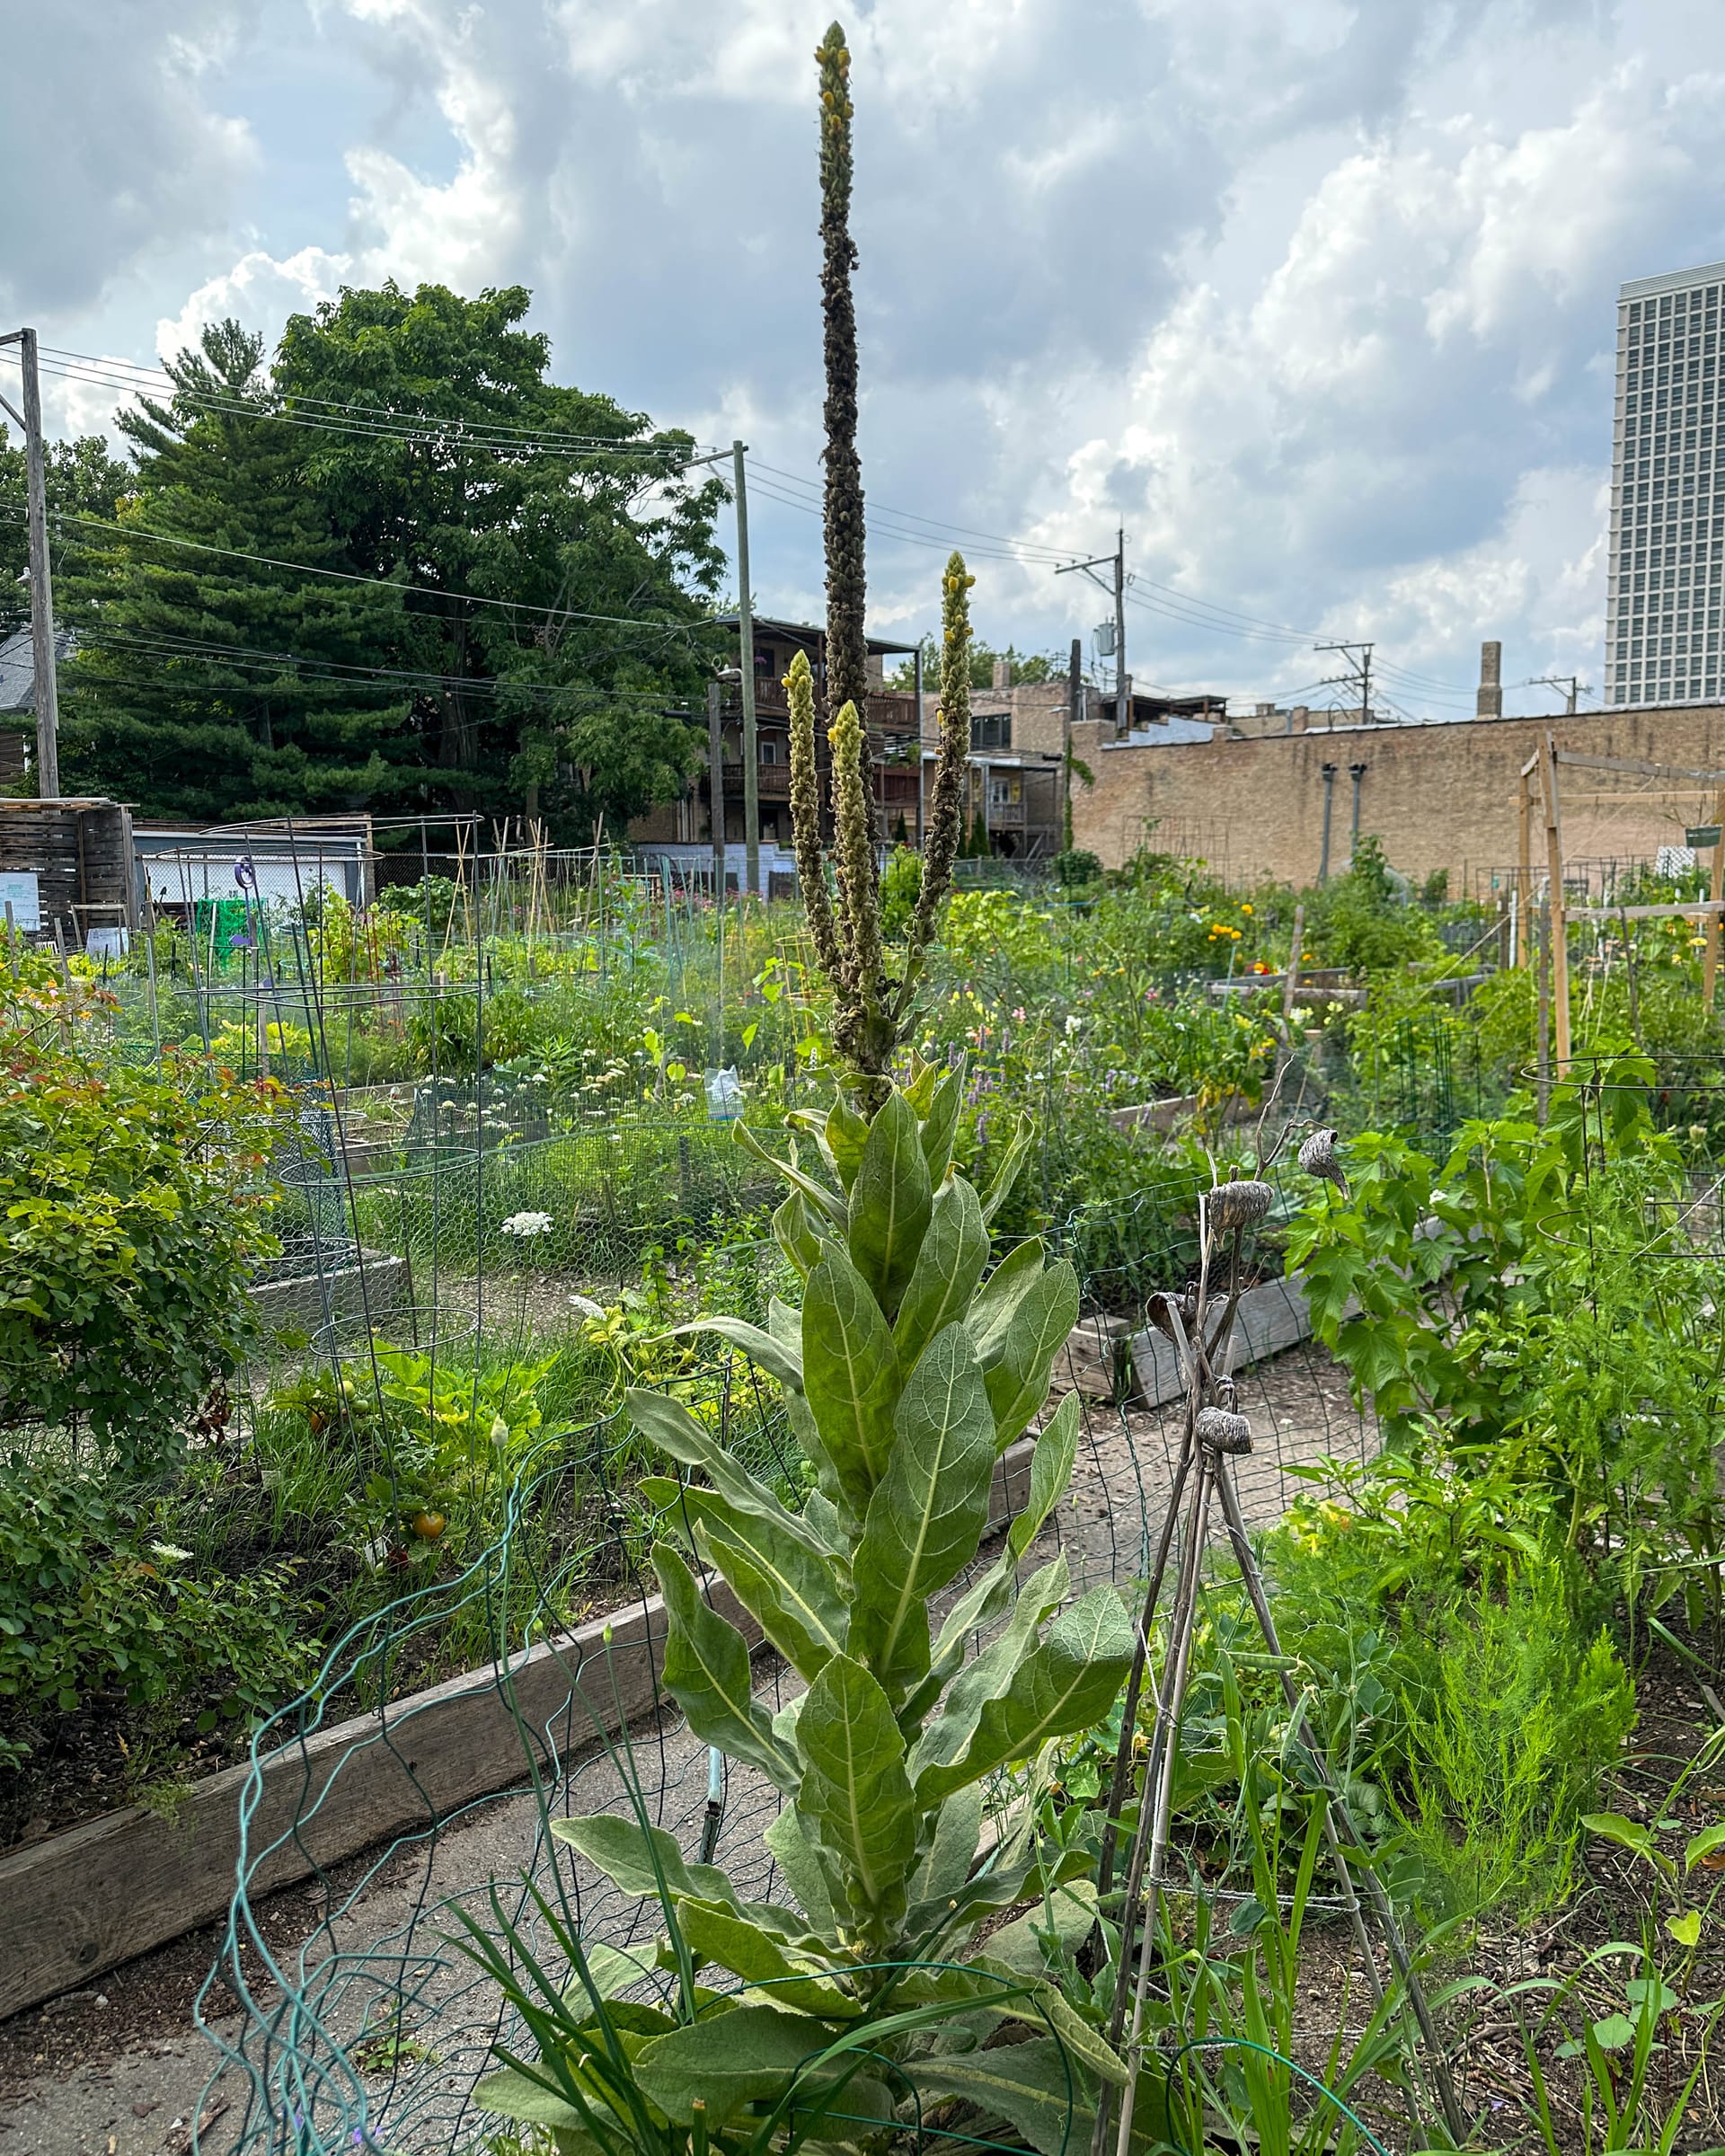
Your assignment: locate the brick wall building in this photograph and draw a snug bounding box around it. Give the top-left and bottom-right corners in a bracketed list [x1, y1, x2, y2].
[1068, 702, 1725, 892]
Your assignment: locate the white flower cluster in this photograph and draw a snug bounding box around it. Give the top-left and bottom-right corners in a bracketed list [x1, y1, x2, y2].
[500, 1210, 553, 1238]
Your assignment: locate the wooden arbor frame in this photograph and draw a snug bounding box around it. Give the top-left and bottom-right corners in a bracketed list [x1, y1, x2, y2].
[1514, 738, 1725, 1069]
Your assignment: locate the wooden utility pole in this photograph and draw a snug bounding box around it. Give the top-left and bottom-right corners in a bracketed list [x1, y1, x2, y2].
[0, 329, 60, 797]
[707, 679, 726, 899]
[732, 440, 759, 897]
[1516, 761, 1535, 967]
[1540, 731, 1570, 1069]
[1065, 637, 1082, 849]
[1705, 784, 1725, 1010]
[1056, 533, 1128, 736]
[913, 641, 925, 847]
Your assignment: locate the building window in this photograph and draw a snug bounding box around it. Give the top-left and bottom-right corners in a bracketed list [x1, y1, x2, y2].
[760, 738, 781, 764]
[973, 711, 1012, 750]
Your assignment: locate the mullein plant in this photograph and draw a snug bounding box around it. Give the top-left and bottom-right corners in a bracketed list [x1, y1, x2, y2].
[464, 22, 1148, 2156]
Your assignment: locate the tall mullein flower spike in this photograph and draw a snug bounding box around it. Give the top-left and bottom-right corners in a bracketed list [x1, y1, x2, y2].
[816, 20, 877, 878]
[905, 551, 974, 966]
[784, 649, 845, 991]
[829, 696, 884, 1010]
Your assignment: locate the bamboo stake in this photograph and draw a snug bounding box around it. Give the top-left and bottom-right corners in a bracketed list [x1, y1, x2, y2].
[1705, 786, 1725, 1012]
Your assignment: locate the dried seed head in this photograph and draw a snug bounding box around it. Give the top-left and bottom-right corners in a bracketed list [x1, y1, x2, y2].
[1297, 1127, 1349, 1197]
[1195, 1405, 1253, 1456]
[1146, 1286, 1199, 1341]
[1205, 1180, 1274, 1234]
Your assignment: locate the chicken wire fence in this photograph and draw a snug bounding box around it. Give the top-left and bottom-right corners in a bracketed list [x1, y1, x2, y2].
[181, 1124, 1403, 2156]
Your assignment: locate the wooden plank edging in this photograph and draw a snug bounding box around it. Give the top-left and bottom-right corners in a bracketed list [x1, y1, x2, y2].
[0, 1437, 1037, 2020]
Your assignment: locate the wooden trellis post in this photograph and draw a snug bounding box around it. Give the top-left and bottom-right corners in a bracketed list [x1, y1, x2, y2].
[1541, 732, 1570, 1069]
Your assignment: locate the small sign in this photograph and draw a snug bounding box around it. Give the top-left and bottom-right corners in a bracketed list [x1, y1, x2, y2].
[0, 871, 41, 932]
[1687, 825, 1722, 849]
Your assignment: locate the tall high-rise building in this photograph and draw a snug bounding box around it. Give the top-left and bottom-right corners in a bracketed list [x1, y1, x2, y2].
[1607, 262, 1725, 709]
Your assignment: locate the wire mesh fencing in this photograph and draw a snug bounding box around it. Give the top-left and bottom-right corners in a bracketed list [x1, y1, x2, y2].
[187, 1138, 1389, 2154]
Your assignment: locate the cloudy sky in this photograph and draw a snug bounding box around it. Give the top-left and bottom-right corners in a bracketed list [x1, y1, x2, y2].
[5, 0, 1724, 719]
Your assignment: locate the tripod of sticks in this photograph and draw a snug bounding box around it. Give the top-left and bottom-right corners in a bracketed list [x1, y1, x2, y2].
[1089, 1162, 1469, 2155]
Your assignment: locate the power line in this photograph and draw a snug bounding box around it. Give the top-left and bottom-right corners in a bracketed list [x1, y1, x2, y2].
[63, 623, 700, 705]
[31, 346, 715, 464]
[0, 498, 710, 641]
[20, 351, 1486, 703]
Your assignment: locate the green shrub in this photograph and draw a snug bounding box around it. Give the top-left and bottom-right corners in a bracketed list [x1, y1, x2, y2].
[1393, 1568, 1634, 1922]
[0, 1001, 279, 1474]
[1308, 834, 1441, 973]
[0, 1459, 318, 1767]
[1050, 846, 1102, 888]
[876, 843, 924, 940]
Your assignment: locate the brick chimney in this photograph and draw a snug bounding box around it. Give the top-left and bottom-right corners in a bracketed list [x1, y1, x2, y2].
[991, 657, 1012, 690]
[1476, 641, 1502, 719]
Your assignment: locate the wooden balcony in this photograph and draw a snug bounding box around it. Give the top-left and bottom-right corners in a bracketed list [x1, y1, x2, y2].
[718, 685, 917, 738]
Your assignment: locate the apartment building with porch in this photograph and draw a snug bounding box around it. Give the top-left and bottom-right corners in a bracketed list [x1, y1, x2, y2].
[629, 617, 922, 888]
[928, 666, 1226, 861]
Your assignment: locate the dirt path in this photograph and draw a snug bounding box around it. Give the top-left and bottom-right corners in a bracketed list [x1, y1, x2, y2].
[0, 1341, 1373, 2155]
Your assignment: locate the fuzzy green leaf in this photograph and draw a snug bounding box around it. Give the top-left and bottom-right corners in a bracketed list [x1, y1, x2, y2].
[653, 1547, 797, 1789]
[1010, 1392, 1081, 1561]
[550, 1812, 738, 1909]
[626, 1390, 828, 1555]
[909, 1784, 985, 1910]
[826, 1092, 873, 1191]
[765, 1803, 838, 1932]
[893, 1173, 989, 1375]
[773, 1188, 824, 1279]
[849, 1322, 997, 1697]
[631, 2004, 851, 2129]
[972, 1952, 1128, 2089]
[797, 1654, 918, 1931]
[978, 1110, 1034, 1227]
[907, 2041, 1164, 2156]
[735, 1119, 848, 1230]
[982, 1259, 1081, 1451]
[654, 1489, 847, 1682]
[675, 1899, 860, 2018]
[845, 1091, 933, 1322]
[986, 1880, 1100, 1978]
[915, 1586, 1133, 1807]
[902, 1844, 1092, 1946]
[918, 1065, 965, 1184]
[912, 1554, 1070, 1774]
[967, 1237, 1047, 1365]
[666, 1315, 801, 1392]
[767, 1295, 803, 1356]
[473, 2067, 605, 2143]
[801, 1247, 902, 1515]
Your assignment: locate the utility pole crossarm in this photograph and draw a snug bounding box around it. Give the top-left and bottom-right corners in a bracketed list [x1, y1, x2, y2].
[1057, 533, 1127, 735]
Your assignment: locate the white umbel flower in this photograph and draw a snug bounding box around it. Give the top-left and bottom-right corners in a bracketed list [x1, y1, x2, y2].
[500, 1210, 553, 1238]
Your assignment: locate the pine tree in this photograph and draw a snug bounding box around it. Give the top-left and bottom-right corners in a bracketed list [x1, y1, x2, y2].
[0, 432, 130, 642]
[59, 322, 411, 821]
[271, 281, 726, 839]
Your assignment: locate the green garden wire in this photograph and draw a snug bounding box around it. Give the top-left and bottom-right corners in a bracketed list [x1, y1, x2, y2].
[1160, 2035, 1397, 2156]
